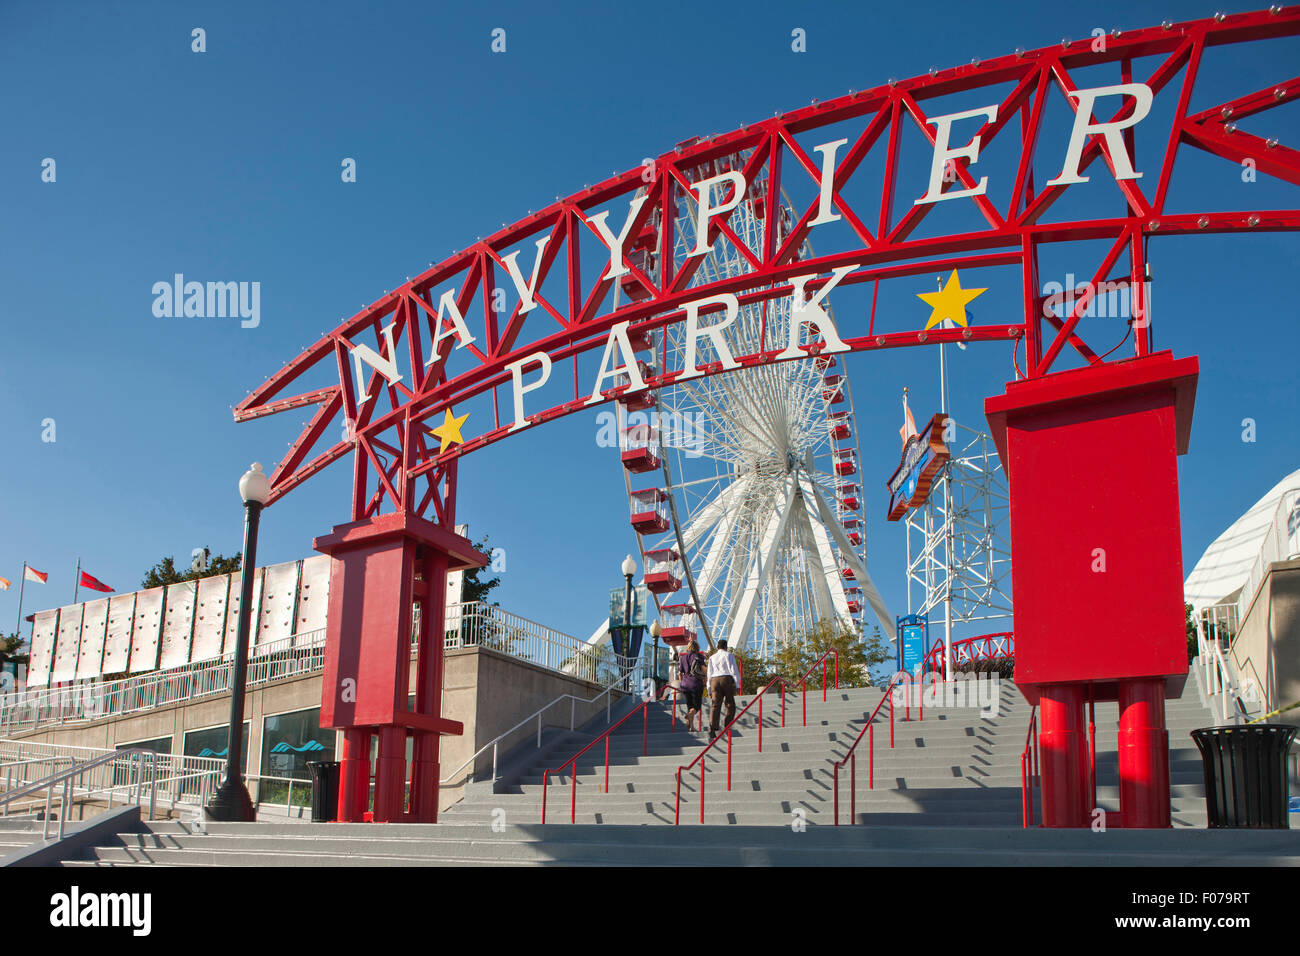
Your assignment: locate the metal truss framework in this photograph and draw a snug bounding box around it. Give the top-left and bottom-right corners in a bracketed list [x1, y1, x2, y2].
[235, 10, 1300, 522]
[906, 422, 1014, 631]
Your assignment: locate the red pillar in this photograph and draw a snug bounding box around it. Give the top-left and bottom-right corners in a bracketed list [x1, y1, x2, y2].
[315, 513, 485, 823]
[338, 729, 371, 822]
[985, 351, 1197, 829]
[1037, 683, 1090, 827]
[1118, 677, 1171, 828]
[373, 726, 408, 822]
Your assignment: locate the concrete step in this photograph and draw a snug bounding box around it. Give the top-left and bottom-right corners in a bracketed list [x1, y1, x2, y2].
[73, 833, 1282, 865]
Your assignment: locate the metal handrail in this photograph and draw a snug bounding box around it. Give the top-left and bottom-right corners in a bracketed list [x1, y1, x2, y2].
[1020, 705, 1039, 828]
[0, 628, 328, 733]
[439, 661, 636, 789]
[672, 675, 788, 826]
[830, 673, 903, 825]
[671, 647, 841, 825]
[795, 648, 839, 725]
[0, 748, 161, 842]
[1196, 624, 1251, 724]
[541, 700, 649, 824]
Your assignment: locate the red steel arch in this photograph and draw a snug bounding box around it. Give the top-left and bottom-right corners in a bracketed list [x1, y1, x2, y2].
[236, 8, 1300, 521]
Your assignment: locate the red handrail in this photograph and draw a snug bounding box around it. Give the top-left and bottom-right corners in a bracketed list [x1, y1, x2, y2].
[540, 699, 648, 824]
[1020, 705, 1039, 828]
[796, 648, 839, 726]
[672, 647, 840, 825]
[831, 673, 902, 826]
[663, 685, 703, 732]
[672, 675, 787, 825]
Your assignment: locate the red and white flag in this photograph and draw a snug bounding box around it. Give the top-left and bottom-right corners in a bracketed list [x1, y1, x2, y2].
[79, 571, 113, 593]
[24, 566, 48, 584]
[899, 392, 918, 446]
[0, 576, 9, 591]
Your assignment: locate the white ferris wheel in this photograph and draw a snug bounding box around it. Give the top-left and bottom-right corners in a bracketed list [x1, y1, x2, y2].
[590, 145, 893, 663]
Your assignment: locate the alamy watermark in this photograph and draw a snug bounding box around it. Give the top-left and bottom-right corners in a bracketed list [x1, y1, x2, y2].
[152, 274, 260, 328]
[891, 671, 1001, 717]
[596, 408, 708, 458]
[1041, 275, 1151, 326]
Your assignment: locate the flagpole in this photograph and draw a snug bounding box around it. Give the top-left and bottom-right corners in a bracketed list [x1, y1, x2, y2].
[15, 562, 26, 645]
[73, 557, 81, 605]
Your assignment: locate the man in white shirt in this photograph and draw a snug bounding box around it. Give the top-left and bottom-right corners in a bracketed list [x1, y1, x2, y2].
[706, 640, 741, 739]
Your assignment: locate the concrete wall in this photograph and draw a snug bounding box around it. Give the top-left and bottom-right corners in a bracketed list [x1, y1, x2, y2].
[5, 645, 623, 815]
[438, 646, 623, 810]
[1230, 559, 1300, 723]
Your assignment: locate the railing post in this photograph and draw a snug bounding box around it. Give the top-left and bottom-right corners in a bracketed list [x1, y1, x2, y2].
[822, 657, 827, 702]
[604, 737, 610, 793]
[674, 768, 681, 826]
[699, 763, 705, 824]
[868, 724, 873, 790]
[1021, 753, 1028, 828]
[642, 702, 647, 755]
[570, 760, 577, 824]
[758, 694, 763, 753]
[833, 762, 839, 826]
[890, 691, 895, 748]
[850, 751, 857, 824]
[726, 726, 732, 792]
[801, 680, 806, 727]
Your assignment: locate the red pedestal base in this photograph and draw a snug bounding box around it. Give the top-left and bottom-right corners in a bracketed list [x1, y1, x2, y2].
[986, 352, 1197, 829]
[314, 512, 486, 823]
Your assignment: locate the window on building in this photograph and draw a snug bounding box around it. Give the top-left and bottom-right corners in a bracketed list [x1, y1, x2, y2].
[260, 707, 333, 807]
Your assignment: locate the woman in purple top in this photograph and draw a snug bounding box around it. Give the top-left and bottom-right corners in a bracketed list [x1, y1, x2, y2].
[677, 639, 705, 731]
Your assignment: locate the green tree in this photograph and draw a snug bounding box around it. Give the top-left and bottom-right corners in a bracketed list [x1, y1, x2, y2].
[764, 620, 892, 690]
[141, 549, 241, 589]
[1, 632, 27, 665]
[1186, 602, 1199, 663]
[461, 536, 501, 606]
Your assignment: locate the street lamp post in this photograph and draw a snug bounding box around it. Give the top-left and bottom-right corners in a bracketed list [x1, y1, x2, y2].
[206, 462, 271, 822]
[621, 554, 636, 690]
[650, 620, 662, 697]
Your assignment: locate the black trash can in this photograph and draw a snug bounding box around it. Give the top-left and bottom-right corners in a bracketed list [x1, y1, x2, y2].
[306, 761, 341, 823]
[1190, 725, 1298, 829]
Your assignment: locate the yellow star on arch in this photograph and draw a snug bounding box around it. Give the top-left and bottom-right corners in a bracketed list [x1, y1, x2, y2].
[916, 270, 987, 330]
[429, 408, 470, 454]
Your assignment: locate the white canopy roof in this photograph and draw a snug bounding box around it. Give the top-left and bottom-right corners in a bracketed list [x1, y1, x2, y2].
[1184, 467, 1300, 613]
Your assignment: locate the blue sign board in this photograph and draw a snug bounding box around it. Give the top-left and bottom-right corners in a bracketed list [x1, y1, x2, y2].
[897, 614, 929, 675]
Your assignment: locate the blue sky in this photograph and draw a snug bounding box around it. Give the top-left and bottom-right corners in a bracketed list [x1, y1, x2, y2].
[1, 0, 1296, 648]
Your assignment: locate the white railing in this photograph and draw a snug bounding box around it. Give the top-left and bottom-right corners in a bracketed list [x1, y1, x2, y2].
[447, 602, 623, 682]
[1236, 488, 1300, 623]
[1195, 623, 1252, 725]
[0, 629, 328, 734]
[1, 602, 623, 737]
[439, 650, 648, 791]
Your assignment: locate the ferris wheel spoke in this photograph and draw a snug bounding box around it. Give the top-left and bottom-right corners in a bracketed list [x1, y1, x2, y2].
[723, 477, 799, 652]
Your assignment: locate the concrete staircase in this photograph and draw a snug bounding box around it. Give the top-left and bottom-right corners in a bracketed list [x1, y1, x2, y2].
[44, 673, 1300, 865]
[0, 816, 47, 861]
[56, 818, 1300, 867]
[442, 682, 892, 827]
